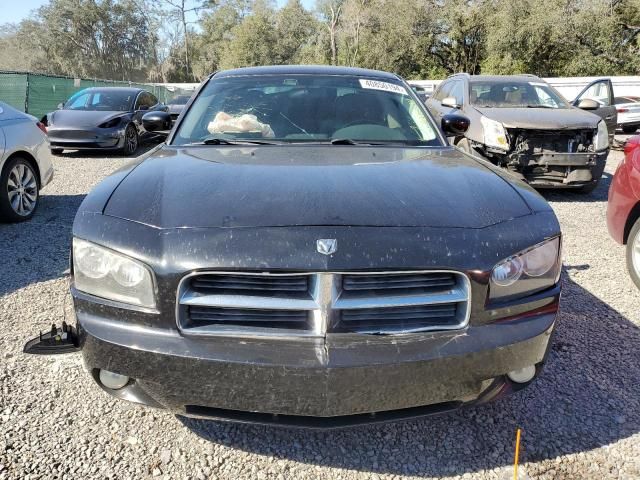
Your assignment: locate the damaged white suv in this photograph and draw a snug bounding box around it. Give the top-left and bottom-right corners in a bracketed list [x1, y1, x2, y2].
[426, 74, 614, 193]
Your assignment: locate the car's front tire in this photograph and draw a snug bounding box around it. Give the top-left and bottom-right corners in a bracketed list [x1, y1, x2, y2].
[122, 124, 139, 156]
[0, 157, 40, 222]
[627, 218, 640, 290]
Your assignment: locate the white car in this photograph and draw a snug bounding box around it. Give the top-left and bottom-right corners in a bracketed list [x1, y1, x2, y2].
[0, 102, 54, 222]
[615, 96, 640, 134]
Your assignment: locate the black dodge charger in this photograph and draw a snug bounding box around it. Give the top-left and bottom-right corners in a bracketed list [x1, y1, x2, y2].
[28, 66, 562, 428]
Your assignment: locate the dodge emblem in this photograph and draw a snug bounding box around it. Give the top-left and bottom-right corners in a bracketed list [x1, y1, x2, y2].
[317, 239, 337, 255]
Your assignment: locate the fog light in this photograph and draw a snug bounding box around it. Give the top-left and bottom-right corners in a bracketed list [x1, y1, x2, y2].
[99, 369, 129, 390]
[507, 365, 536, 384]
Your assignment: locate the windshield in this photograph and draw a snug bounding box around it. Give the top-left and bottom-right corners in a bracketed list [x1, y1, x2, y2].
[64, 89, 135, 112]
[172, 74, 442, 146]
[169, 95, 191, 105]
[470, 81, 569, 109]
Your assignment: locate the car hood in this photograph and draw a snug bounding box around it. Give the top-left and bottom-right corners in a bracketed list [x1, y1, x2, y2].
[49, 109, 128, 128]
[475, 107, 600, 130]
[103, 145, 534, 229]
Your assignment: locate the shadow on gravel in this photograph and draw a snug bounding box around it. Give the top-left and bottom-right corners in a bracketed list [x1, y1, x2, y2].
[0, 194, 85, 296]
[179, 274, 640, 477]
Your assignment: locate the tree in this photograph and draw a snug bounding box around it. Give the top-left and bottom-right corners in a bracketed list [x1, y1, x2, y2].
[157, 0, 215, 81]
[318, 0, 344, 65]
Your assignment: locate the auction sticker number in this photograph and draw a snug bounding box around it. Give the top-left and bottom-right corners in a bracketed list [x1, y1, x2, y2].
[359, 79, 408, 95]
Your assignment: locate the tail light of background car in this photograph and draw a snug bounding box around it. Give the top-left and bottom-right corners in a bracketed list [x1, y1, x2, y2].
[36, 121, 47, 134]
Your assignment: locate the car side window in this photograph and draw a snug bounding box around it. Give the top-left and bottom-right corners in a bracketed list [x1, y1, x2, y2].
[449, 81, 464, 105]
[433, 82, 451, 102]
[135, 92, 155, 110]
[578, 81, 611, 106]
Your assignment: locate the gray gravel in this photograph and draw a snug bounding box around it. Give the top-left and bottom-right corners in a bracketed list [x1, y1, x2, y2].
[1, 143, 640, 480]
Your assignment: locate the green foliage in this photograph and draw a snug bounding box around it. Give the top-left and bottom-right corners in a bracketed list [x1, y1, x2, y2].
[1, 0, 639, 81]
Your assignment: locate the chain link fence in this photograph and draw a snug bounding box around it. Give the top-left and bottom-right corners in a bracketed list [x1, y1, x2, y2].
[0, 71, 192, 119]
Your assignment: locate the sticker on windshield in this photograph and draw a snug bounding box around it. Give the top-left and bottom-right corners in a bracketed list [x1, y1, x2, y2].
[359, 79, 408, 95]
[529, 82, 548, 87]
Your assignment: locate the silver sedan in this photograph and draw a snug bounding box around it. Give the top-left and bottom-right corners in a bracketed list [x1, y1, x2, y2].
[0, 102, 54, 222]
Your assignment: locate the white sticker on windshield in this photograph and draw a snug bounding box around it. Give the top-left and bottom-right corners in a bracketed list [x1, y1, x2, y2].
[529, 82, 548, 87]
[359, 79, 408, 95]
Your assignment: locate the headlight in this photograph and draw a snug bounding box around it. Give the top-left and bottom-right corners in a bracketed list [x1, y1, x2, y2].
[595, 121, 609, 150]
[490, 237, 561, 301]
[98, 117, 122, 129]
[73, 238, 156, 308]
[480, 116, 509, 151]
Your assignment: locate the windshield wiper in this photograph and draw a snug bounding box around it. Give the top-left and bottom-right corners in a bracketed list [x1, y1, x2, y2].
[194, 138, 281, 146]
[329, 138, 386, 145]
[524, 104, 555, 109]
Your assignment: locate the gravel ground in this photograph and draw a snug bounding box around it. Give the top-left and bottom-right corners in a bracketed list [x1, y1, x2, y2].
[1, 141, 639, 480]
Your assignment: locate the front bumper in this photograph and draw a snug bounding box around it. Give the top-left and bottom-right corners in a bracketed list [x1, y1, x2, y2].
[76, 293, 558, 427]
[512, 150, 608, 188]
[48, 127, 125, 150]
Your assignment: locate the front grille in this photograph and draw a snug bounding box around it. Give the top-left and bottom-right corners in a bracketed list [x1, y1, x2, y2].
[177, 271, 470, 337]
[342, 272, 456, 295]
[188, 306, 311, 330]
[191, 274, 309, 296]
[336, 304, 460, 334]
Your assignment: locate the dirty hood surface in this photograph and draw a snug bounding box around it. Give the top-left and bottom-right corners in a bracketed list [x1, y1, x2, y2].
[476, 106, 601, 130]
[104, 145, 532, 229]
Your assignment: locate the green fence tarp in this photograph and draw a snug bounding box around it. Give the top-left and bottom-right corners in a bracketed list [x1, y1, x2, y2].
[0, 71, 189, 119]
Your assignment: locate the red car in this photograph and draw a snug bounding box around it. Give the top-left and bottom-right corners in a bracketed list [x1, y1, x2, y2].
[607, 135, 640, 288]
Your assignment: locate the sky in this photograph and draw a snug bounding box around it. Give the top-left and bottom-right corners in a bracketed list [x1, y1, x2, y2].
[3, 0, 47, 24]
[2, 0, 317, 25]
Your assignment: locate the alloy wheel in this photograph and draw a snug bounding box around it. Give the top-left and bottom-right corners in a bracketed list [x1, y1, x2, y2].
[7, 163, 38, 216]
[125, 126, 138, 155]
[633, 229, 640, 279]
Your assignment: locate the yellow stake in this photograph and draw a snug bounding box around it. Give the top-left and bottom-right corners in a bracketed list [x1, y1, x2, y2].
[514, 428, 522, 480]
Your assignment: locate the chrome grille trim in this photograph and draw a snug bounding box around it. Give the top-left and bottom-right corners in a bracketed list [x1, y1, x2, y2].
[176, 270, 471, 338]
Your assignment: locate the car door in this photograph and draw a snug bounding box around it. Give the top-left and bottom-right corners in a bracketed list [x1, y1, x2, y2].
[133, 92, 153, 131]
[573, 79, 617, 141]
[425, 81, 452, 121]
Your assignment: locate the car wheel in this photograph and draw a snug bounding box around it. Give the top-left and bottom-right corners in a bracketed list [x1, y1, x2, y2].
[50, 148, 63, 155]
[122, 124, 139, 156]
[627, 218, 640, 290]
[0, 157, 40, 222]
[622, 125, 639, 134]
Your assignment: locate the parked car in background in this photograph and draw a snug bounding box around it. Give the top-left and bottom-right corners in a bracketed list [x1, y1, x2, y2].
[411, 85, 429, 103]
[607, 135, 640, 289]
[166, 94, 192, 123]
[614, 96, 640, 134]
[0, 102, 54, 222]
[26, 66, 562, 428]
[426, 74, 612, 193]
[43, 87, 167, 156]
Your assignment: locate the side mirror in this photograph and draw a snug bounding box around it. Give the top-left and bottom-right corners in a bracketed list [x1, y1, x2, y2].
[576, 98, 600, 110]
[624, 135, 640, 156]
[441, 113, 470, 136]
[441, 96, 460, 109]
[142, 111, 172, 132]
[57, 103, 64, 110]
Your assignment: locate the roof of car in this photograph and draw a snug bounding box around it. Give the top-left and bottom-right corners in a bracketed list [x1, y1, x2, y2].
[465, 74, 543, 83]
[214, 65, 401, 81]
[82, 86, 145, 93]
